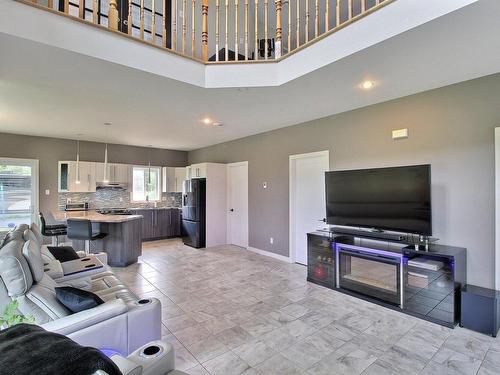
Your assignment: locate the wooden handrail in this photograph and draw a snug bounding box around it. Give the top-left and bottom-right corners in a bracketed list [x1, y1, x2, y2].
[18, 0, 394, 64]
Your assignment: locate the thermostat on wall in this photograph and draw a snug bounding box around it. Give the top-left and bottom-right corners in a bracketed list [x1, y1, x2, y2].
[392, 128, 409, 140]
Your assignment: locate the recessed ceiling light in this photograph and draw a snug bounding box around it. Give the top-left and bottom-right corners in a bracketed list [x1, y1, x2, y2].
[361, 80, 375, 90]
[103, 122, 112, 126]
[212, 122, 223, 127]
[202, 118, 211, 124]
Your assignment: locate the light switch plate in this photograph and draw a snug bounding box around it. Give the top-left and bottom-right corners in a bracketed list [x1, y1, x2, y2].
[392, 128, 409, 139]
[263, 182, 268, 189]
[45, 189, 50, 195]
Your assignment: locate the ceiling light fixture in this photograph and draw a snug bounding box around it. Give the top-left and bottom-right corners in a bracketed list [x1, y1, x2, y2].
[212, 122, 223, 127]
[203, 118, 211, 124]
[103, 123, 112, 183]
[361, 80, 375, 90]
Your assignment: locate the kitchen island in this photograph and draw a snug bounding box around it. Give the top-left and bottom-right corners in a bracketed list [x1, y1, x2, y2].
[53, 211, 143, 267]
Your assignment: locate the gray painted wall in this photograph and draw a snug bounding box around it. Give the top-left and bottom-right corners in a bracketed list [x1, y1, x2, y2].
[189, 73, 500, 289]
[0, 133, 188, 216]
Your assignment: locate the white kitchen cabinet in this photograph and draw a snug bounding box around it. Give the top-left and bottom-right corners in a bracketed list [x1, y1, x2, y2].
[190, 163, 207, 179]
[58, 161, 96, 192]
[163, 167, 186, 192]
[95, 163, 129, 183]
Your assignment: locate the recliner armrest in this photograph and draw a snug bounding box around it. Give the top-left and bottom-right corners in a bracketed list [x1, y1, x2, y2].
[42, 299, 128, 336]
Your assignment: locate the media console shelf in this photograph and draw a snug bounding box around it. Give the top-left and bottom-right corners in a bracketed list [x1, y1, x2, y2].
[307, 231, 467, 328]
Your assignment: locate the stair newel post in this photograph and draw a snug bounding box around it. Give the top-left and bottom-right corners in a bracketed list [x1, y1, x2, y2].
[275, 0, 282, 58]
[202, 0, 209, 61]
[109, 0, 119, 31]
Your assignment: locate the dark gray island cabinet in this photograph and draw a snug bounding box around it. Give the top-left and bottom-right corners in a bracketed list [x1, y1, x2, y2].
[53, 211, 143, 267]
[130, 208, 181, 242]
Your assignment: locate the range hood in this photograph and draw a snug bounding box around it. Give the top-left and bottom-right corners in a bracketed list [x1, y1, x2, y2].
[96, 182, 128, 190]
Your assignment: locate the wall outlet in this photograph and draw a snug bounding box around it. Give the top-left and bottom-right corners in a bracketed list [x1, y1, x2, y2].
[119, 197, 123, 202]
[263, 182, 268, 189]
[270, 237, 274, 244]
[45, 189, 50, 196]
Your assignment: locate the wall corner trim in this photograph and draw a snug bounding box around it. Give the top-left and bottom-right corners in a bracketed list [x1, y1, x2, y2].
[247, 247, 293, 263]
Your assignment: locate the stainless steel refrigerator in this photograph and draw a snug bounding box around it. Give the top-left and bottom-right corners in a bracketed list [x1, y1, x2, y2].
[182, 178, 206, 248]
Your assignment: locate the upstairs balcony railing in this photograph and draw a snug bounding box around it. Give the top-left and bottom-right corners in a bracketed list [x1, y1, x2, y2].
[18, 0, 392, 63]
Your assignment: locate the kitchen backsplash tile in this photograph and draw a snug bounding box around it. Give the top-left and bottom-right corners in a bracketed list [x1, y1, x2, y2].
[58, 189, 182, 210]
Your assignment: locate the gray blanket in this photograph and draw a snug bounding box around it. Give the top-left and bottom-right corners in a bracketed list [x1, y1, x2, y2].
[0, 324, 122, 375]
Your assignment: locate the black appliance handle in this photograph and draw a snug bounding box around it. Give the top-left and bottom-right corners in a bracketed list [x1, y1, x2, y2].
[339, 248, 400, 265]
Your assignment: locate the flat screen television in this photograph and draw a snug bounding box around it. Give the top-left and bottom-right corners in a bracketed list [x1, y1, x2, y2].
[325, 164, 432, 235]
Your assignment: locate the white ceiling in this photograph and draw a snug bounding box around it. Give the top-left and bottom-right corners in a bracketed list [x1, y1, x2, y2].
[0, 0, 499, 151]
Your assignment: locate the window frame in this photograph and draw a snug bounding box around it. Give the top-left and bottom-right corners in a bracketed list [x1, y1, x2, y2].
[131, 165, 162, 202]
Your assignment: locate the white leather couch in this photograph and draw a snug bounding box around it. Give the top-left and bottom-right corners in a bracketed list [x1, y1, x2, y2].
[0, 225, 161, 356]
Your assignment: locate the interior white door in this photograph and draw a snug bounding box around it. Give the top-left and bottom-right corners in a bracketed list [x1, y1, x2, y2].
[227, 162, 249, 248]
[290, 151, 329, 265]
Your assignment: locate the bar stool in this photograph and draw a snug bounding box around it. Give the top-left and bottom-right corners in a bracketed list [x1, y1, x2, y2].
[39, 212, 67, 246]
[66, 218, 107, 254]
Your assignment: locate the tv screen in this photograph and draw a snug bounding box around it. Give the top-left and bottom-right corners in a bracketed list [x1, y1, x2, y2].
[326, 164, 432, 235]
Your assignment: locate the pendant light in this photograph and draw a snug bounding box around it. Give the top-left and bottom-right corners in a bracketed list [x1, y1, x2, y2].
[148, 146, 152, 184]
[103, 122, 111, 183]
[75, 139, 81, 184]
[103, 143, 109, 183]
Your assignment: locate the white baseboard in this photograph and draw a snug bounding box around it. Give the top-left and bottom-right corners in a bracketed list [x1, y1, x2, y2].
[247, 247, 293, 263]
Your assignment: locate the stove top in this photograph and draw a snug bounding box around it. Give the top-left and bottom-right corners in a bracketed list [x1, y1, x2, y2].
[97, 208, 133, 215]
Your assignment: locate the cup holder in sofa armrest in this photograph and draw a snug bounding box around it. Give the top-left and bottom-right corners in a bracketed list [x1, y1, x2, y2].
[140, 345, 163, 358]
[84, 264, 96, 268]
[136, 298, 152, 306]
[80, 258, 91, 262]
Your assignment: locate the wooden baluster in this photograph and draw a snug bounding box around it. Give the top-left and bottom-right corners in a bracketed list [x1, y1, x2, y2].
[305, 0, 309, 43]
[314, 0, 318, 37]
[173, 0, 178, 50]
[109, 0, 119, 30]
[235, 0, 239, 61]
[216, 0, 220, 61]
[335, 0, 340, 27]
[151, 0, 156, 43]
[244, 0, 249, 60]
[287, 0, 291, 53]
[348, 0, 353, 19]
[79, 0, 84, 19]
[64, 0, 69, 14]
[264, 0, 268, 60]
[48, 0, 53, 9]
[128, 0, 133, 34]
[182, 0, 187, 54]
[191, 0, 195, 57]
[93, 0, 98, 24]
[361, 0, 366, 13]
[275, 0, 282, 58]
[254, 0, 259, 60]
[296, 0, 300, 47]
[376, 0, 380, 4]
[325, 0, 329, 32]
[202, 0, 209, 61]
[140, 0, 145, 39]
[225, 0, 229, 61]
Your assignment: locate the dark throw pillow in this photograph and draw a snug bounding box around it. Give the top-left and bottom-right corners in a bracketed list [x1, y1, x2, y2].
[55, 287, 104, 313]
[47, 246, 80, 262]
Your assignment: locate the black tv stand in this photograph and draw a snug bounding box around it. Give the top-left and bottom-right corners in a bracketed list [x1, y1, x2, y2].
[330, 227, 404, 242]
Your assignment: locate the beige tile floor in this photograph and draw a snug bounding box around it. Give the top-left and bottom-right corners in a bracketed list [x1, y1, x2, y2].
[111, 239, 500, 375]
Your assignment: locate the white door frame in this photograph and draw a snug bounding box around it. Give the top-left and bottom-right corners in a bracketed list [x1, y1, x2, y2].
[289, 150, 329, 263]
[0, 157, 39, 226]
[226, 161, 249, 248]
[495, 128, 500, 289]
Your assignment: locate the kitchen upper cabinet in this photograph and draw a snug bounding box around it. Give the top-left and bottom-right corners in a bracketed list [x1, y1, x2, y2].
[163, 167, 186, 192]
[58, 161, 96, 192]
[188, 163, 207, 179]
[95, 163, 129, 183]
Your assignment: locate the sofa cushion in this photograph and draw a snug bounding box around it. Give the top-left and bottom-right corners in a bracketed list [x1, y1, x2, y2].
[22, 240, 45, 283]
[55, 286, 105, 313]
[29, 223, 44, 246]
[0, 240, 34, 297]
[47, 246, 80, 263]
[26, 274, 70, 320]
[22, 229, 40, 248]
